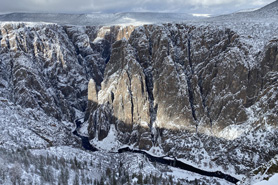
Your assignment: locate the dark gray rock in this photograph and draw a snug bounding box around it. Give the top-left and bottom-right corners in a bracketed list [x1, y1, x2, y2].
[87, 23, 278, 174]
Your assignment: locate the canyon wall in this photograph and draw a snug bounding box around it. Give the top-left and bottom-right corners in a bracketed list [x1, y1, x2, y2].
[0, 22, 277, 175]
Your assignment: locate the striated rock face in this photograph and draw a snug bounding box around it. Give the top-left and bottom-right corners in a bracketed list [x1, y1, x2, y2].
[0, 21, 141, 151]
[253, 42, 278, 126]
[0, 20, 277, 178]
[88, 39, 152, 147]
[0, 23, 87, 121]
[87, 23, 278, 174]
[0, 23, 136, 122]
[89, 24, 246, 141]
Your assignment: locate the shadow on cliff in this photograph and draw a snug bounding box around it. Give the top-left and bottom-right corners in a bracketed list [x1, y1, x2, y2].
[84, 100, 156, 150]
[76, 101, 239, 184]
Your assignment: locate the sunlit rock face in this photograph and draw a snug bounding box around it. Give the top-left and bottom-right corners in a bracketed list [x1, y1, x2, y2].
[0, 22, 137, 122]
[87, 23, 278, 173]
[88, 24, 248, 140]
[1, 20, 277, 177]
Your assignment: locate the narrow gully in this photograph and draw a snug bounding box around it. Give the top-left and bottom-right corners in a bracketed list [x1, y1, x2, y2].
[73, 119, 239, 184]
[73, 118, 98, 152]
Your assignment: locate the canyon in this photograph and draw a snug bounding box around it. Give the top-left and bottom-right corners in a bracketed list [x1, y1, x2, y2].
[0, 1, 278, 184]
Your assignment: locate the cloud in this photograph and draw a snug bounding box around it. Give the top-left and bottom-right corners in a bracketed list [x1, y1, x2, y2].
[0, 0, 275, 14]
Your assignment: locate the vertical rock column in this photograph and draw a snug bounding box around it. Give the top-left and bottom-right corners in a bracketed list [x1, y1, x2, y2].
[88, 78, 98, 103]
[85, 79, 98, 121]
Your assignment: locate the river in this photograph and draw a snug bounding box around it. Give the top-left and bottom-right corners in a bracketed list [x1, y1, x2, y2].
[73, 119, 239, 184]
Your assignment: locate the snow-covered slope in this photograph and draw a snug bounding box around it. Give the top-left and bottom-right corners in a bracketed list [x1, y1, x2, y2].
[252, 0, 278, 18]
[209, 0, 278, 22]
[0, 12, 198, 26]
[254, 174, 278, 185]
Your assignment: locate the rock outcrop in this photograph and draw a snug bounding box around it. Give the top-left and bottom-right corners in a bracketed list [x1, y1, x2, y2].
[0, 23, 137, 121]
[0, 23, 87, 121]
[0, 20, 277, 177]
[86, 23, 278, 174]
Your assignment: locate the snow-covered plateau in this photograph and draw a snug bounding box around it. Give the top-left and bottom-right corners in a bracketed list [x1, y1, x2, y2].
[0, 1, 278, 184]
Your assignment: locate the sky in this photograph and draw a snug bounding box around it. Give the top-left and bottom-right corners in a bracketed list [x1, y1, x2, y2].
[0, 0, 275, 15]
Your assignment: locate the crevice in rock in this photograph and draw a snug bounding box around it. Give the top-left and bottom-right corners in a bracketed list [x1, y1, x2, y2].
[187, 77, 197, 121]
[186, 33, 197, 122]
[198, 77, 212, 127]
[149, 40, 152, 56]
[111, 91, 114, 103]
[187, 34, 193, 74]
[93, 111, 98, 139]
[247, 68, 251, 82]
[144, 67, 157, 129]
[15, 37, 24, 52]
[9, 54, 15, 103]
[222, 29, 233, 52]
[30, 129, 54, 147]
[126, 71, 134, 124]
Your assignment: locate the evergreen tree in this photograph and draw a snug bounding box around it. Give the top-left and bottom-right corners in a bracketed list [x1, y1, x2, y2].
[106, 167, 111, 176]
[194, 178, 198, 185]
[43, 166, 54, 182]
[59, 168, 69, 185]
[169, 175, 173, 185]
[137, 172, 143, 185]
[81, 171, 86, 185]
[73, 172, 79, 185]
[112, 171, 117, 185]
[152, 175, 157, 185]
[9, 162, 22, 185]
[144, 175, 148, 184]
[100, 176, 105, 185]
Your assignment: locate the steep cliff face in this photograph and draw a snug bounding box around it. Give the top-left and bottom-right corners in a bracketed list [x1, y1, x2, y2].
[0, 19, 277, 179]
[0, 22, 136, 149]
[0, 23, 137, 121]
[87, 24, 264, 137]
[87, 23, 278, 174]
[0, 23, 86, 121]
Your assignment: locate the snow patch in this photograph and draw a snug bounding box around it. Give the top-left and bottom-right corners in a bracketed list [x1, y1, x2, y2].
[254, 174, 278, 185]
[192, 14, 211, 17]
[148, 146, 165, 157]
[91, 124, 120, 152]
[218, 124, 247, 140]
[79, 121, 89, 136]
